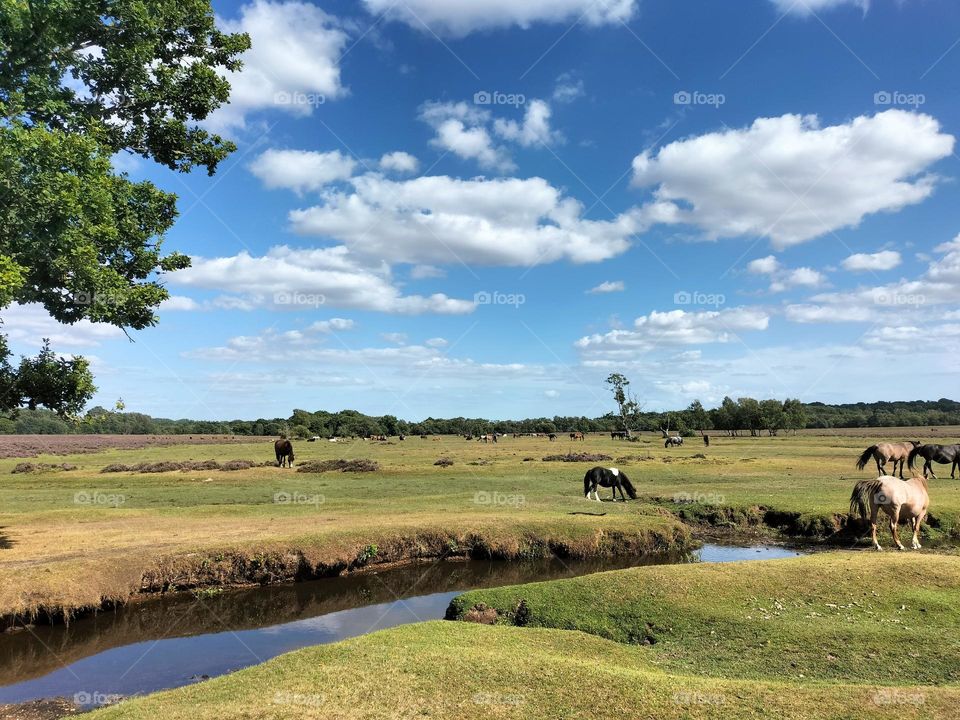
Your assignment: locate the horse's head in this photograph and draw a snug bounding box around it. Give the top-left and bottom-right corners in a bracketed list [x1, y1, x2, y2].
[911, 440, 921, 447]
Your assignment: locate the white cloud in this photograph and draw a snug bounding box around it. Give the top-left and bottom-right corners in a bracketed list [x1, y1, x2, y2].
[379, 151, 420, 174]
[587, 280, 625, 294]
[169, 245, 475, 315]
[769, 267, 826, 293]
[544, 389, 560, 398]
[769, 0, 869, 15]
[250, 149, 356, 194]
[159, 296, 201, 312]
[784, 304, 875, 323]
[360, 0, 637, 35]
[841, 250, 902, 272]
[289, 174, 638, 266]
[553, 73, 585, 103]
[631, 111, 954, 248]
[747, 255, 780, 275]
[381, 332, 408, 345]
[425, 337, 449, 348]
[207, 0, 349, 131]
[420, 101, 514, 172]
[2, 304, 125, 349]
[410, 265, 446, 280]
[309, 318, 355, 332]
[576, 307, 770, 359]
[493, 100, 561, 147]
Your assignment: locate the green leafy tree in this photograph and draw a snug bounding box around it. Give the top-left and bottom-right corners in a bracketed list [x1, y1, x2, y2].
[685, 400, 712, 436]
[0, 0, 250, 414]
[783, 398, 808, 434]
[15, 339, 95, 416]
[605, 373, 641, 432]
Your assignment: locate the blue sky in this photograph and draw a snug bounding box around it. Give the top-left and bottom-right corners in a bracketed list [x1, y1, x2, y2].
[14, 0, 960, 420]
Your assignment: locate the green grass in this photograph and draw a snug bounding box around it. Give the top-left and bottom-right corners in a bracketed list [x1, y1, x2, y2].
[3, 430, 960, 618]
[87, 553, 960, 720]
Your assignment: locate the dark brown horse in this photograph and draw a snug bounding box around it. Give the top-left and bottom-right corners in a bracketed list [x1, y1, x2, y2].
[274, 438, 295, 467]
[570, 431, 584, 441]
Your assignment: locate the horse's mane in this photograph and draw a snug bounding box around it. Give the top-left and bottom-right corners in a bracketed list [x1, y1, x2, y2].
[910, 474, 929, 489]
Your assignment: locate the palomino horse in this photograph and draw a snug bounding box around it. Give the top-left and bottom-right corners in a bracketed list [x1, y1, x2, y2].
[849, 474, 929, 551]
[664, 436, 683, 448]
[569, 431, 584, 441]
[583, 466, 637, 502]
[855, 441, 920, 479]
[274, 438, 295, 467]
[908, 444, 960, 479]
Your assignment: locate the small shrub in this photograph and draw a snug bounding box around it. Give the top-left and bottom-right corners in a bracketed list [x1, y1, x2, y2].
[542, 453, 612, 462]
[463, 602, 498, 625]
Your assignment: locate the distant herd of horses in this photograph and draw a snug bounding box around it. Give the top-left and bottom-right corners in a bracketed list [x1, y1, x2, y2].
[276, 433, 958, 552]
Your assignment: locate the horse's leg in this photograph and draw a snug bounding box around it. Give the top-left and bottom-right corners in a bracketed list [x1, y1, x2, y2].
[927, 460, 937, 479]
[870, 505, 881, 551]
[890, 507, 904, 550]
[913, 511, 926, 549]
[910, 516, 921, 550]
[896, 458, 904, 479]
[876, 455, 884, 475]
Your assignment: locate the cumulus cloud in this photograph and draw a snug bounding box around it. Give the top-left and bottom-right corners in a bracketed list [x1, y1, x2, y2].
[379, 151, 420, 174]
[289, 174, 638, 266]
[493, 100, 561, 147]
[575, 307, 770, 359]
[159, 296, 202, 312]
[2, 304, 125, 349]
[784, 304, 876, 323]
[553, 72, 585, 103]
[747, 255, 780, 275]
[207, 0, 349, 131]
[250, 149, 356, 193]
[841, 250, 902, 272]
[360, 0, 637, 35]
[420, 101, 514, 172]
[631, 111, 954, 248]
[381, 332, 408, 345]
[587, 280, 625, 294]
[747, 255, 825, 292]
[169, 245, 475, 314]
[309, 318, 355, 332]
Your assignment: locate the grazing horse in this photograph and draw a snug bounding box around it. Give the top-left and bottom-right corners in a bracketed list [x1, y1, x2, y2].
[908, 444, 960, 479]
[274, 438, 295, 468]
[664, 436, 683, 448]
[583, 466, 637, 502]
[548, 433, 557, 441]
[849, 474, 929, 550]
[478, 433, 498, 444]
[610, 430, 628, 440]
[570, 431, 584, 441]
[856, 441, 920, 479]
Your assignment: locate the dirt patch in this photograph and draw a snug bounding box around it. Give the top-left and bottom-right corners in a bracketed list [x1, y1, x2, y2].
[100, 460, 273, 474]
[0, 434, 260, 459]
[615, 455, 655, 464]
[0, 698, 79, 719]
[462, 602, 499, 625]
[542, 453, 612, 462]
[11, 463, 77, 474]
[296, 459, 380, 473]
[467, 459, 491, 466]
[434, 457, 454, 467]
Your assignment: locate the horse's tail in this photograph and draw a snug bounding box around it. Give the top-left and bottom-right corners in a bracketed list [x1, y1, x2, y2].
[908, 445, 923, 471]
[620, 474, 637, 500]
[849, 478, 881, 520]
[583, 469, 593, 497]
[855, 445, 876, 471]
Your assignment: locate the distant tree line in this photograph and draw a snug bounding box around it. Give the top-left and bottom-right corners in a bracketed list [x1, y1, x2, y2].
[3, 398, 959, 436]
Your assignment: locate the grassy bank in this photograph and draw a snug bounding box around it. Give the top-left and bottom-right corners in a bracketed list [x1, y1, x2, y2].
[3, 430, 960, 622]
[84, 552, 960, 719]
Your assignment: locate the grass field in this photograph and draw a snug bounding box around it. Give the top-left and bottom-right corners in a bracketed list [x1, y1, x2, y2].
[86, 553, 960, 720]
[2, 428, 960, 621]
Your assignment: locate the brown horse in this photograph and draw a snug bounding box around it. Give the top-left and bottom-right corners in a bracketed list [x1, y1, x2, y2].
[274, 438, 294, 467]
[569, 431, 584, 441]
[849, 474, 929, 550]
[856, 441, 920, 479]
